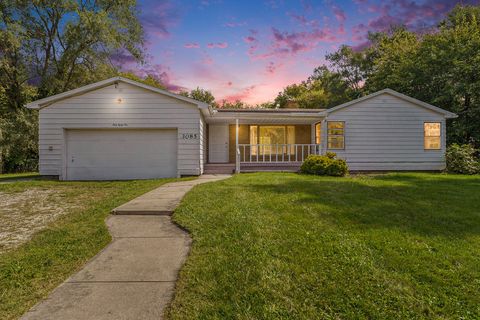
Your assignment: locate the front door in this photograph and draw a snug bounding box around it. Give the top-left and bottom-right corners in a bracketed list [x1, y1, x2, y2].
[209, 124, 229, 163]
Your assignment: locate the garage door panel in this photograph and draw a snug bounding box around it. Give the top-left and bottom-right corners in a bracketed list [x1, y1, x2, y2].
[68, 142, 177, 155]
[66, 129, 177, 180]
[72, 153, 177, 167]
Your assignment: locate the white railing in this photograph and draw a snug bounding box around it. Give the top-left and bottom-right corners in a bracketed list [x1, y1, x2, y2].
[237, 144, 322, 163]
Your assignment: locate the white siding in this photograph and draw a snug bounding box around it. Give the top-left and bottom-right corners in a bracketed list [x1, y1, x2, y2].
[38, 82, 202, 178]
[325, 93, 447, 171]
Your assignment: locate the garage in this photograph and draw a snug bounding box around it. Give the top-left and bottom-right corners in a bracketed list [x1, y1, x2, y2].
[65, 129, 178, 180]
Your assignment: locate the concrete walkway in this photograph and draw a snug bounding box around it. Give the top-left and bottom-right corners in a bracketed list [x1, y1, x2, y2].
[22, 174, 230, 320]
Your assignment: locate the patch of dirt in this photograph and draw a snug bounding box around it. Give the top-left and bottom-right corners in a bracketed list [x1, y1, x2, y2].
[0, 189, 83, 253]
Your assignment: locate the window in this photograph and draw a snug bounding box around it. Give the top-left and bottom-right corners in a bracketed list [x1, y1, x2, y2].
[249, 125, 295, 155]
[424, 122, 441, 150]
[315, 123, 322, 144]
[327, 121, 345, 149]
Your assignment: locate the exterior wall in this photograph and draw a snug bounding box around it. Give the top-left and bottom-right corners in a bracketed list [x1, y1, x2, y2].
[38, 82, 202, 179]
[324, 93, 447, 170]
[227, 124, 312, 163]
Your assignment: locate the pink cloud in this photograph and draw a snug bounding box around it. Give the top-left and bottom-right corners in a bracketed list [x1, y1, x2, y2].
[184, 42, 200, 49]
[359, 0, 470, 33]
[129, 63, 186, 92]
[289, 13, 318, 27]
[266, 61, 282, 74]
[332, 5, 346, 23]
[245, 26, 340, 62]
[243, 35, 256, 43]
[207, 42, 229, 49]
[221, 85, 257, 104]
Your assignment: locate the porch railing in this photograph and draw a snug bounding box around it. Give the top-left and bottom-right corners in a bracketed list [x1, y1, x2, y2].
[237, 144, 322, 163]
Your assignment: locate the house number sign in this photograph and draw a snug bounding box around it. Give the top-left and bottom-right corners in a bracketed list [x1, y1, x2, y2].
[182, 133, 199, 140]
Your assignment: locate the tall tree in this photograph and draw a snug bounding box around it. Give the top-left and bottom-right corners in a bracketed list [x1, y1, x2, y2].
[1, 0, 144, 105]
[0, 0, 144, 172]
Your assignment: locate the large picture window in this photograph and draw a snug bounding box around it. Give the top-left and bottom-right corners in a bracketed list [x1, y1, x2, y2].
[424, 122, 441, 150]
[249, 125, 295, 155]
[327, 121, 345, 149]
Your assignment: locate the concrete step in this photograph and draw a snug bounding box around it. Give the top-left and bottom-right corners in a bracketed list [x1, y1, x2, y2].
[204, 163, 235, 174]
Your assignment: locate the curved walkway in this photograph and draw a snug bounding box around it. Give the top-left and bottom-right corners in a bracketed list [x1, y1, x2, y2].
[22, 174, 231, 320]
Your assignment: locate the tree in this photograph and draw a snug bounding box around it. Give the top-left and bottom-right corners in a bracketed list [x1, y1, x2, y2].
[274, 66, 352, 109]
[119, 72, 166, 90]
[326, 45, 371, 96]
[0, 0, 144, 172]
[219, 100, 248, 109]
[180, 87, 218, 107]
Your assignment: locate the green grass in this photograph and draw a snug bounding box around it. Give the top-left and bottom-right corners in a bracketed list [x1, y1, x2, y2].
[0, 177, 185, 320]
[0, 172, 40, 181]
[168, 172, 480, 319]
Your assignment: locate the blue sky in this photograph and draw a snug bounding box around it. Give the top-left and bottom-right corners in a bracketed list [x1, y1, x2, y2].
[118, 0, 479, 104]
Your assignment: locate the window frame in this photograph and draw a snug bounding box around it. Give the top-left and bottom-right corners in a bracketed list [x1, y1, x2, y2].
[314, 122, 322, 145]
[423, 121, 441, 150]
[327, 121, 345, 150]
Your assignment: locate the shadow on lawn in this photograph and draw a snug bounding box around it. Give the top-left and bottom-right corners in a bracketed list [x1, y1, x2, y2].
[246, 174, 480, 238]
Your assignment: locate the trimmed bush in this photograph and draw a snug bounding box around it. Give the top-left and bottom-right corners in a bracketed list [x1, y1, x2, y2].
[445, 144, 479, 174]
[300, 153, 348, 177]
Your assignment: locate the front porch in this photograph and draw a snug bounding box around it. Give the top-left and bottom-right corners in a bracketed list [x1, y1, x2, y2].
[205, 108, 325, 173]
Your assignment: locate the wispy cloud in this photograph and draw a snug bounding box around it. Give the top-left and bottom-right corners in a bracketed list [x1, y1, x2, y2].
[207, 42, 229, 49]
[184, 42, 200, 49]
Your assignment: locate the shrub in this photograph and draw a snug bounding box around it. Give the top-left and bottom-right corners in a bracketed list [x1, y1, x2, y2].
[300, 153, 348, 177]
[445, 144, 479, 174]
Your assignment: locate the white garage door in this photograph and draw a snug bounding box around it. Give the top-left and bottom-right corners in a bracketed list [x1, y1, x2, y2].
[66, 129, 177, 180]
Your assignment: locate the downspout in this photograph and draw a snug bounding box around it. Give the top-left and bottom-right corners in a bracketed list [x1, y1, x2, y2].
[235, 118, 240, 173]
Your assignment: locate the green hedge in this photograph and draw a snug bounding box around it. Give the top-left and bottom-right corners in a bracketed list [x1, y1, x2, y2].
[300, 153, 348, 176]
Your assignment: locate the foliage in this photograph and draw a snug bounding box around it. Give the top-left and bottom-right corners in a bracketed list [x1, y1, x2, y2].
[169, 172, 480, 319]
[180, 87, 218, 107]
[300, 153, 348, 176]
[0, 0, 144, 172]
[219, 99, 249, 109]
[0, 108, 38, 172]
[0, 0, 144, 97]
[119, 72, 166, 89]
[445, 143, 480, 174]
[274, 66, 353, 109]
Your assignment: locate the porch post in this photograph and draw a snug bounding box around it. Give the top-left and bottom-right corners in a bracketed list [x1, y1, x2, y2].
[235, 118, 240, 173]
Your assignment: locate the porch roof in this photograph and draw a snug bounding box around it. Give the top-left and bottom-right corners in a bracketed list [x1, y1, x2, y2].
[205, 108, 324, 124]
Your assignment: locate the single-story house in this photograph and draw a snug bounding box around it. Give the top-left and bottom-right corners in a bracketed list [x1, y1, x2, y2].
[26, 76, 457, 180]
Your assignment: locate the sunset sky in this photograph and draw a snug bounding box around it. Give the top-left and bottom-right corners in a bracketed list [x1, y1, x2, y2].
[118, 0, 478, 104]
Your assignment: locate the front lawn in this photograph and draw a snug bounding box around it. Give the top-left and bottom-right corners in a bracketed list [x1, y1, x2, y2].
[0, 177, 183, 320]
[169, 173, 480, 319]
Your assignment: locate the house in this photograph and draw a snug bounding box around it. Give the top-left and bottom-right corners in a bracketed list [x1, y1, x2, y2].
[26, 77, 457, 180]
